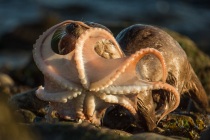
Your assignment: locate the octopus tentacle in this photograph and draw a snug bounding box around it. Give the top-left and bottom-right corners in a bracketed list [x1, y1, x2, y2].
[100, 82, 179, 123]
[36, 86, 82, 103]
[33, 20, 91, 92]
[74, 28, 125, 89]
[94, 92, 137, 116]
[75, 93, 86, 120]
[152, 82, 180, 123]
[100, 85, 153, 95]
[83, 93, 96, 119]
[91, 47, 167, 91]
[74, 27, 167, 92]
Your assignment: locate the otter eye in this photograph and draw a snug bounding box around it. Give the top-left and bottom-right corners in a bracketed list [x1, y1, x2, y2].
[51, 24, 75, 55]
[66, 23, 78, 33]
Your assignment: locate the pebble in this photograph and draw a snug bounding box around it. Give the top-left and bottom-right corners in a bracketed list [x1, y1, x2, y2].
[0, 72, 14, 86]
[9, 88, 48, 116]
[0, 102, 37, 140]
[15, 109, 36, 123]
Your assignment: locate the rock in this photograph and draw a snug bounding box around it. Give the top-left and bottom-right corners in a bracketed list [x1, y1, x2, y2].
[0, 100, 180, 140]
[0, 73, 15, 102]
[0, 102, 36, 140]
[157, 112, 209, 139]
[102, 105, 143, 133]
[0, 73, 14, 86]
[200, 126, 210, 140]
[0, 72, 32, 103]
[9, 57, 44, 87]
[0, 50, 31, 70]
[15, 109, 36, 123]
[130, 133, 176, 140]
[30, 122, 131, 140]
[9, 88, 48, 116]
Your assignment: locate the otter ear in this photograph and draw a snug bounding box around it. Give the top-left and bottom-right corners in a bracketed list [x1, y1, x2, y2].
[33, 20, 84, 90]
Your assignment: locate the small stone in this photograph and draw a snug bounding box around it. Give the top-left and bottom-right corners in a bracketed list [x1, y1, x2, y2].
[0, 72, 14, 86]
[0, 102, 36, 140]
[15, 109, 36, 123]
[9, 88, 48, 116]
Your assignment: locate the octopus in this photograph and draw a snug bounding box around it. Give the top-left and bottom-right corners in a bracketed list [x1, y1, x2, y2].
[33, 20, 208, 131]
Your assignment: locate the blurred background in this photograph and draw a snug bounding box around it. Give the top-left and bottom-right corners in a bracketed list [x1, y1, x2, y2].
[0, 0, 210, 88]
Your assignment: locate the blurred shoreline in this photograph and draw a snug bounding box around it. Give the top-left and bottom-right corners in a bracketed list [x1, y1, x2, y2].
[0, 0, 209, 52]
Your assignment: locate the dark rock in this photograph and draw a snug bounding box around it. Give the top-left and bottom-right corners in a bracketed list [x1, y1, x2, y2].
[9, 88, 48, 116]
[201, 126, 210, 140]
[130, 133, 176, 140]
[30, 122, 130, 140]
[0, 102, 36, 140]
[102, 105, 144, 133]
[9, 57, 44, 87]
[0, 73, 15, 102]
[0, 73, 14, 86]
[15, 109, 36, 123]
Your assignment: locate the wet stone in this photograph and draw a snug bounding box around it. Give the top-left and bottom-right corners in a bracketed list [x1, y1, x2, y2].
[15, 109, 36, 123]
[200, 125, 210, 140]
[157, 112, 209, 139]
[0, 73, 14, 86]
[130, 133, 176, 140]
[9, 88, 48, 116]
[29, 122, 131, 140]
[0, 102, 37, 140]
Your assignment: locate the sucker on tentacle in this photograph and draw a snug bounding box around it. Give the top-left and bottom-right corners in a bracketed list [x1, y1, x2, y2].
[36, 86, 82, 103]
[94, 92, 137, 116]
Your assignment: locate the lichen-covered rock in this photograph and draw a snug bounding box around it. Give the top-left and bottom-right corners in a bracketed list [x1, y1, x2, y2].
[158, 112, 209, 139]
